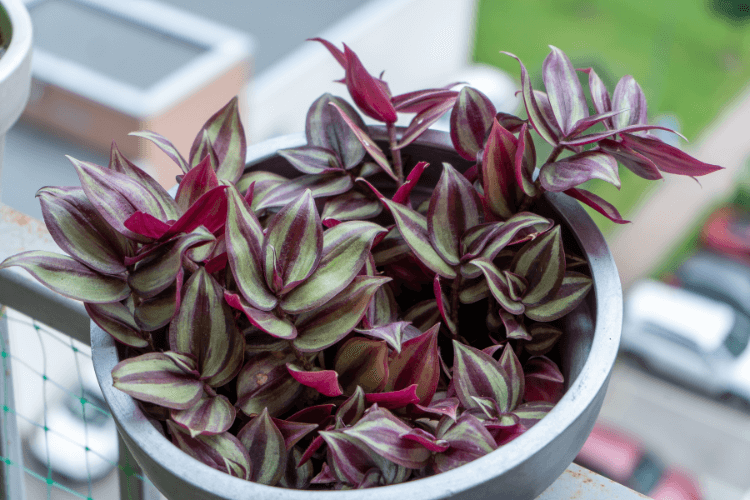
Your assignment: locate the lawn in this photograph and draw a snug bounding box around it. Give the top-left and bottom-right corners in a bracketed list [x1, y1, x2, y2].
[472, 0, 750, 230]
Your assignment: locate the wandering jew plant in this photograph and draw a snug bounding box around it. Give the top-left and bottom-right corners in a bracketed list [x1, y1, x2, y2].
[0, 41, 721, 489]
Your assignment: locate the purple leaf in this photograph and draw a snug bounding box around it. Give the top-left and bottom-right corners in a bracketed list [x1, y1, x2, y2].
[341, 43, 397, 123]
[255, 172, 354, 211]
[278, 146, 344, 175]
[171, 392, 236, 437]
[597, 138, 662, 180]
[392, 88, 459, 113]
[429, 163, 481, 265]
[272, 419, 319, 450]
[498, 344, 524, 410]
[305, 93, 366, 169]
[236, 352, 303, 417]
[322, 190, 382, 222]
[414, 397, 460, 421]
[526, 323, 563, 356]
[469, 258, 525, 315]
[287, 364, 343, 397]
[162, 185, 228, 238]
[85, 301, 148, 348]
[579, 67, 612, 125]
[452, 340, 511, 412]
[483, 119, 521, 219]
[396, 97, 458, 149]
[111, 351, 203, 410]
[514, 123, 538, 197]
[168, 421, 252, 480]
[392, 161, 429, 206]
[224, 291, 297, 339]
[401, 428, 449, 453]
[449, 87, 496, 161]
[128, 131, 190, 174]
[336, 386, 367, 425]
[542, 46, 588, 136]
[433, 275, 457, 336]
[559, 123, 686, 147]
[365, 384, 420, 409]
[37, 186, 129, 275]
[620, 133, 723, 177]
[611, 75, 648, 129]
[564, 187, 629, 224]
[319, 431, 383, 486]
[511, 225, 565, 306]
[0, 251, 130, 303]
[123, 211, 171, 240]
[385, 324, 441, 405]
[524, 356, 565, 403]
[433, 413, 497, 474]
[174, 154, 219, 213]
[309, 37, 347, 67]
[356, 321, 414, 353]
[168, 267, 245, 387]
[237, 408, 287, 485]
[334, 338, 389, 394]
[539, 151, 620, 192]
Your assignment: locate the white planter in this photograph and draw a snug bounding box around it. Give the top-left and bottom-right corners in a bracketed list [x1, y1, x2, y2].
[0, 0, 32, 181]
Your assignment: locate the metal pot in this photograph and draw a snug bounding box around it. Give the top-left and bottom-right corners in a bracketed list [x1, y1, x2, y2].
[92, 128, 622, 500]
[0, 0, 32, 178]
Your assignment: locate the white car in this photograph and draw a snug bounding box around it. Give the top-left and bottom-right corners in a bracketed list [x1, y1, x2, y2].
[621, 278, 750, 407]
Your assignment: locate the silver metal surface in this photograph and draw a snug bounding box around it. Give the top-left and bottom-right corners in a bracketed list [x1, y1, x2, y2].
[91, 128, 623, 499]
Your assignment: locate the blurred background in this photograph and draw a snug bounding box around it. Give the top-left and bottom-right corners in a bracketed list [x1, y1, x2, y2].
[2, 0, 750, 498]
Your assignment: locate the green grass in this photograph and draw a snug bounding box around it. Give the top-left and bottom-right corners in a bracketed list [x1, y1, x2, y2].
[473, 0, 750, 230]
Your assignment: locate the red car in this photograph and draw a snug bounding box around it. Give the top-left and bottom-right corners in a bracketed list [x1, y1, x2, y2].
[575, 423, 702, 500]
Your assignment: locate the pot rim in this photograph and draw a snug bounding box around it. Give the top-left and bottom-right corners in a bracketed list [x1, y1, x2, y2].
[0, 0, 32, 132]
[92, 128, 622, 499]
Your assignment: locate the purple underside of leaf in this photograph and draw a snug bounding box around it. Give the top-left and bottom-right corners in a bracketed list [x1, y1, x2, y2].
[542, 45, 588, 136]
[287, 364, 343, 397]
[365, 384, 420, 409]
[565, 109, 626, 139]
[539, 151, 620, 192]
[524, 356, 565, 403]
[392, 161, 429, 205]
[392, 88, 459, 113]
[175, 154, 220, 213]
[224, 291, 297, 339]
[620, 133, 723, 177]
[564, 187, 629, 224]
[396, 97, 457, 150]
[559, 123, 686, 147]
[401, 429, 449, 453]
[597, 138, 662, 180]
[123, 211, 172, 239]
[414, 397, 460, 421]
[579, 67, 613, 125]
[341, 43, 397, 123]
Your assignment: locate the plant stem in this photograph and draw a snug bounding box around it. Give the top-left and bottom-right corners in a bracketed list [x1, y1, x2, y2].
[545, 144, 564, 165]
[387, 122, 405, 185]
[450, 275, 462, 340]
[517, 144, 564, 213]
[289, 342, 312, 371]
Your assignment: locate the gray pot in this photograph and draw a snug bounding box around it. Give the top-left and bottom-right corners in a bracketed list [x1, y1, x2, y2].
[91, 128, 622, 500]
[0, 0, 32, 177]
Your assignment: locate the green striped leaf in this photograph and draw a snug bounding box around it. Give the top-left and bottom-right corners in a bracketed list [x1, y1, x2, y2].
[540, 151, 620, 192]
[433, 413, 497, 474]
[470, 258, 524, 315]
[395, 96, 457, 150]
[482, 119, 520, 219]
[452, 340, 511, 412]
[459, 278, 490, 304]
[171, 393, 236, 437]
[0, 251, 130, 303]
[499, 343, 525, 411]
[512, 401, 554, 430]
[499, 310, 531, 340]
[224, 291, 296, 339]
[133, 273, 181, 332]
[322, 190, 382, 222]
[334, 337, 389, 394]
[512, 225, 565, 306]
[111, 351, 202, 410]
[336, 386, 367, 426]
[466, 212, 553, 265]
[235, 170, 288, 211]
[37, 187, 129, 275]
[306, 93, 367, 169]
[381, 199, 456, 278]
[525, 323, 563, 355]
[237, 408, 287, 486]
[129, 228, 215, 299]
[293, 276, 391, 352]
[255, 173, 353, 211]
[402, 300, 440, 332]
[385, 324, 440, 405]
[319, 431, 383, 486]
[524, 271, 592, 322]
[329, 102, 397, 181]
[342, 407, 431, 469]
[70, 157, 166, 242]
[188, 97, 246, 184]
[168, 267, 245, 387]
[449, 87, 496, 161]
[278, 146, 343, 174]
[365, 279, 399, 328]
[167, 422, 252, 480]
[280, 221, 386, 313]
[129, 131, 189, 174]
[225, 186, 277, 311]
[263, 190, 323, 294]
[428, 163, 481, 265]
[108, 143, 180, 219]
[356, 321, 415, 353]
[236, 353, 302, 417]
[85, 301, 148, 348]
[371, 228, 410, 266]
[515, 123, 539, 196]
[542, 46, 588, 136]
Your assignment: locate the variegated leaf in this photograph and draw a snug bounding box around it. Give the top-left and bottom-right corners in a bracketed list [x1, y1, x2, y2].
[469, 258, 524, 315]
[334, 337, 388, 394]
[322, 190, 382, 222]
[433, 413, 497, 474]
[414, 397, 460, 421]
[281, 221, 386, 314]
[0, 251, 129, 303]
[403, 300, 440, 332]
[371, 227, 410, 266]
[171, 393, 235, 437]
[449, 87, 496, 161]
[511, 225, 565, 306]
[499, 310, 531, 341]
[428, 163, 481, 265]
[526, 323, 563, 356]
[611, 75, 647, 129]
[293, 276, 391, 352]
[598, 138, 662, 181]
[129, 228, 215, 299]
[524, 356, 565, 403]
[433, 275, 457, 336]
[524, 271, 592, 322]
[342, 407, 431, 468]
[287, 364, 343, 397]
[513, 401, 555, 430]
[392, 87, 459, 113]
[483, 119, 521, 219]
[356, 321, 417, 353]
[279, 446, 314, 489]
[237, 408, 287, 485]
[381, 199, 455, 278]
[459, 278, 490, 304]
[168, 267, 245, 387]
[306, 93, 367, 169]
[37, 187, 129, 275]
[235, 170, 288, 211]
[128, 131, 189, 174]
[336, 386, 367, 425]
[168, 421, 251, 480]
[225, 186, 277, 311]
[395, 96, 457, 150]
[255, 172, 354, 211]
[499, 343, 525, 411]
[620, 133, 723, 177]
[236, 352, 302, 417]
[263, 190, 323, 294]
[224, 291, 296, 339]
[401, 428, 450, 453]
[134, 270, 182, 331]
[111, 351, 202, 409]
[542, 46, 588, 136]
[579, 67, 612, 125]
[385, 324, 440, 405]
[539, 151, 620, 192]
[515, 123, 538, 196]
[319, 431, 384, 486]
[452, 340, 511, 412]
[162, 185, 228, 238]
[188, 97, 247, 184]
[278, 146, 344, 174]
[85, 301, 148, 348]
[365, 384, 420, 409]
[174, 154, 219, 213]
[273, 419, 319, 450]
[564, 187, 629, 224]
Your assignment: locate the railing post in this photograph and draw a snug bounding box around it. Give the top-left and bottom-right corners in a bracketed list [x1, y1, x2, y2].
[0, 306, 26, 500]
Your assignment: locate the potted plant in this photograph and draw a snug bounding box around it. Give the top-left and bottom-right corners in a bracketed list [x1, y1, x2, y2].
[0, 40, 721, 498]
[0, 0, 32, 176]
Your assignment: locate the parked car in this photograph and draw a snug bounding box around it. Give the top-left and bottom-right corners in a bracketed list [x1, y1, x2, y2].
[621, 274, 750, 407]
[575, 422, 702, 500]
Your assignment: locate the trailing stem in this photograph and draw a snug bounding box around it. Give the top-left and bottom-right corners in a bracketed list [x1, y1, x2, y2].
[387, 122, 405, 185]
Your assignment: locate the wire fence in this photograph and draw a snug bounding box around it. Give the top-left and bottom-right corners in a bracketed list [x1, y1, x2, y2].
[0, 306, 158, 500]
